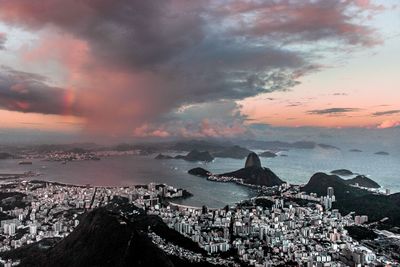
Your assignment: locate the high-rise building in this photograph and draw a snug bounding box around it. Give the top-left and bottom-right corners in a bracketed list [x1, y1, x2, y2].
[327, 187, 334, 198]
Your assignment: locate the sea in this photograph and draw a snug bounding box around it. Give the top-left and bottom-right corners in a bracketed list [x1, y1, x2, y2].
[0, 147, 399, 208]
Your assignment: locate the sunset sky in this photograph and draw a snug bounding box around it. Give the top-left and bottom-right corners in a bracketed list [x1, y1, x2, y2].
[0, 0, 399, 140]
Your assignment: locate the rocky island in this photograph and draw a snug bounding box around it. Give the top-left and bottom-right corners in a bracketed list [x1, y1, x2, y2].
[155, 150, 214, 162]
[374, 151, 389, 156]
[259, 151, 277, 158]
[188, 152, 284, 187]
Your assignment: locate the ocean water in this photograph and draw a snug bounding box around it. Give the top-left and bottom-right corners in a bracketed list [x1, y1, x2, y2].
[0, 147, 399, 208]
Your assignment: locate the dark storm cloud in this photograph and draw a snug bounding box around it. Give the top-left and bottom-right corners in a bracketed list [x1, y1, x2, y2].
[372, 110, 400, 116]
[307, 107, 360, 115]
[0, 67, 75, 115]
[0, 0, 382, 135]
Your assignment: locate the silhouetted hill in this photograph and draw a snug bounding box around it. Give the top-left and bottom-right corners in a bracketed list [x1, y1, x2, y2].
[346, 175, 380, 188]
[1, 208, 215, 267]
[220, 166, 284, 187]
[188, 167, 211, 177]
[3, 208, 174, 267]
[334, 194, 400, 227]
[212, 145, 252, 159]
[302, 173, 368, 200]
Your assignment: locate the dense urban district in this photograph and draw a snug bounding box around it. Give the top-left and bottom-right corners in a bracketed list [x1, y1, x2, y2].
[0, 143, 399, 267]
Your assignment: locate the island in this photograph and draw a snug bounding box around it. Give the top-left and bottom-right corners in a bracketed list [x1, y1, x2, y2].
[349, 149, 362, 152]
[155, 150, 214, 162]
[259, 151, 277, 158]
[188, 152, 284, 187]
[374, 151, 389, 156]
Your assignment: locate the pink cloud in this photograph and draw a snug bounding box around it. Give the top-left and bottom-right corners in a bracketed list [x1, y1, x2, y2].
[377, 120, 400, 129]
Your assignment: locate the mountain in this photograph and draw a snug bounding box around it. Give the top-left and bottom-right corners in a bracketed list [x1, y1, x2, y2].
[188, 167, 211, 177]
[302, 173, 369, 200]
[346, 175, 380, 189]
[259, 151, 277, 158]
[1, 208, 216, 267]
[212, 145, 252, 159]
[2, 208, 175, 267]
[334, 194, 400, 227]
[176, 150, 214, 162]
[244, 152, 261, 168]
[220, 166, 284, 187]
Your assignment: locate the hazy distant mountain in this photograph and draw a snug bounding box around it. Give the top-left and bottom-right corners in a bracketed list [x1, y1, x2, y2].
[175, 150, 214, 162]
[259, 151, 277, 158]
[212, 145, 252, 159]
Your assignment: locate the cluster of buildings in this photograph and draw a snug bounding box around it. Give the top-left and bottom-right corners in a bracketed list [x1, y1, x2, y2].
[0, 180, 187, 266]
[0, 180, 398, 266]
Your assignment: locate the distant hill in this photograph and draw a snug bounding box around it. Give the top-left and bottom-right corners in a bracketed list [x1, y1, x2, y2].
[176, 150, 214, 162]
[259, 151, 277, 158]
[302, 173, 369, 200]
[188, 167, 211, 177]
[212, 145, 252, 159]
[349, 149, 362, 152]
[302, 173, 400, 227]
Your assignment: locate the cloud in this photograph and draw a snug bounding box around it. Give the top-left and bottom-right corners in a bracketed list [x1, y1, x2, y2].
[0, 32, 6, 49]
[307, 107, 360, 115]
[377, 120, 400, 129]
[0, 66, 78, 115]
[372, 110, 400, 116]
[218, 0, 382, 46]
[0, 0, 383, 136]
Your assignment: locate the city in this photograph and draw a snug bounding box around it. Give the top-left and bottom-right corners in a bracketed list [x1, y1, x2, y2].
[0, 176, 398, 266]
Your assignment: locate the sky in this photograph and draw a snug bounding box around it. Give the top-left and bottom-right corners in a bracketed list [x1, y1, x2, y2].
[0, 0, 399, 142]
